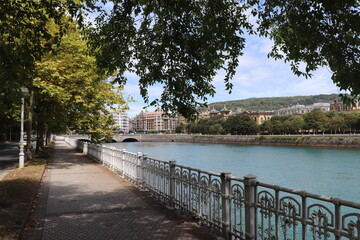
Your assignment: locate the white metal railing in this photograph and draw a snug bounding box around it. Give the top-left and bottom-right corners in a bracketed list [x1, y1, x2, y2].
[65, 138, 360, 240]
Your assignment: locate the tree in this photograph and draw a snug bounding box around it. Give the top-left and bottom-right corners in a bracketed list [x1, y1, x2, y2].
[0, 0, 100, 157]
[0, 0, 92, 88]
[343, 112, 360, 133]
[88, 1, 359, 118]
[33, 21, 127, 145]
[225, 114, 259, 135]
[282, 120, 293, 134]
[175, 123, 185, 134]
[209, 124, 225, 135]
[303, 109, 328, 133]
[289, 115, 305, 134]
[326, 114, 346, 134]
[271, 120, 283, 135]
[257, 0, 359, 101]
[89, 0, 253, 119]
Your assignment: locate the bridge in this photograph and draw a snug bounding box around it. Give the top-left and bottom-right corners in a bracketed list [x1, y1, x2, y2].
[113, 134, 177, 142]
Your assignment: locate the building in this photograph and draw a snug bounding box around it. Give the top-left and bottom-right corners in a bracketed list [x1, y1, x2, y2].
[197, 110, 211, 120]
[110, 110, 130, 133]
[242, 111, 275, 125]
[276, 103, 330, 115]
[209, 107, 232, 120]
[330, 99, 360, 111]
[130, 109, 179, 133]
[197, 106, 233, 121]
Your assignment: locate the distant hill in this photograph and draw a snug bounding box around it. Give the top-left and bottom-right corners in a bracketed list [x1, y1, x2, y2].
[203, 94, 340, 112]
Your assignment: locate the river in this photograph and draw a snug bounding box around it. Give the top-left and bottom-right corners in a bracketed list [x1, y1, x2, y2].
[105, 142, 360, 203]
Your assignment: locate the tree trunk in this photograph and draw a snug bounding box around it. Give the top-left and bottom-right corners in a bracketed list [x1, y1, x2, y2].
[45, 130, 49, 145]
[36, 121, 45, 154]
[46, 130, 51, 145]
[26, 88, 35, 160]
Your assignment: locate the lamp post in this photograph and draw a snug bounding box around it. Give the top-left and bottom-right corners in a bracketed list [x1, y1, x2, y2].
[19, 87, 28, 168]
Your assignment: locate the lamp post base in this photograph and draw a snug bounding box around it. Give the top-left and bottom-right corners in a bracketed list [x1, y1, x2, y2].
[19, 147, 25, 168]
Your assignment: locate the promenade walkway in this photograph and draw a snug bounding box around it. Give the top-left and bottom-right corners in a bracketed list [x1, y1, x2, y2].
[22, 141, 216, 240]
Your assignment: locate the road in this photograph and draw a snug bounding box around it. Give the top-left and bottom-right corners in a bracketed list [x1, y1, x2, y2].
[0, 142, 19, 179]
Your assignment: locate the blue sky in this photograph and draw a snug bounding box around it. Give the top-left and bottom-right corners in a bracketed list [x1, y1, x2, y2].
[91, 2, 342, 117]
[122, 34, 340, 117]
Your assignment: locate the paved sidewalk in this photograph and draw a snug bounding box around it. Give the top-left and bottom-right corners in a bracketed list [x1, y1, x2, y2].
[22, 141, 216, 240]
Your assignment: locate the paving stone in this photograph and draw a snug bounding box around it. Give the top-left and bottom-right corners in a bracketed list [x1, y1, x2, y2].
[22, 141, 216, 240]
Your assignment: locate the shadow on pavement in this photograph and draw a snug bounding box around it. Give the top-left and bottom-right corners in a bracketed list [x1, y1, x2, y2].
[21, 142, 217, 240]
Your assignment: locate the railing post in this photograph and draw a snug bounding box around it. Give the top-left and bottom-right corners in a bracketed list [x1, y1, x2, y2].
[110, 147, 115, 171]
[221, 171, 232, 240]
[301, 191, 307, 240]
[136, 152, 143, 188]
[169, 160, 176, 208]
[244, 174, 257, 240]
[100, 145, 105, 165]
[83, 142, 88, 155]
[142, 154, 147, 189]
[332, 198, 341, 240]
[121, 149, 126, 178]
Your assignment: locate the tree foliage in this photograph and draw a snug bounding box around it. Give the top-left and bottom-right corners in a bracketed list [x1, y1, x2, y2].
[303, 109, 328, 132]
[224, 114, 259, 134]
[33, 21, 127, 143]
[89, 0, 253, 118]
[256, 0, 359, 101]
[88, 1, 359, 118]
[0, 0, 98, 89]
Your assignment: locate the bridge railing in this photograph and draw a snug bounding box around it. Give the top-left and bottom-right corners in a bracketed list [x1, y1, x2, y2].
[68, 139, 360, 240]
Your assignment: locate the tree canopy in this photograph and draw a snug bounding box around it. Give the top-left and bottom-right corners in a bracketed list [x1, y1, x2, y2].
[33, 20, 127, 144]
[89, 0, 253, 118]
[0, 0, 96, 89]
[256, 0, 359, 99]
[89, 0, 359, 118]
[0, 0, 358, 142]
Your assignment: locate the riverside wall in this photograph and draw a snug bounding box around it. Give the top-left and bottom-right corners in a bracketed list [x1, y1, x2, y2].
[113, 134, 360, 148]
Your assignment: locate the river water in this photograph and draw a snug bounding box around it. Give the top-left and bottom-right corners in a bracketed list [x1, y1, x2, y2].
[105, 142, 360, 203]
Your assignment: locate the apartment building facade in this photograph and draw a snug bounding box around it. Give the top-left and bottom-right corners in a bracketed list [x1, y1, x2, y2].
[131, 109, 179, 132]
[110, 110, 130, 133]
[276, 103, 331, 115]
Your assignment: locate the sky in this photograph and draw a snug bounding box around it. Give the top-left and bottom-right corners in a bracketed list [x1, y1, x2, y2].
[91, 2, 342, 118]
[122, 35, 340, 117]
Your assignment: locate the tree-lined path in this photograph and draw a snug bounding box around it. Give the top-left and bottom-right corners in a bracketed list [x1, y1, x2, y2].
[23, 140, 215, 240]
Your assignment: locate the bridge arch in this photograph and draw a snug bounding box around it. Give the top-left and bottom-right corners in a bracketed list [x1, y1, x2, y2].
[122, 138, 139, 142]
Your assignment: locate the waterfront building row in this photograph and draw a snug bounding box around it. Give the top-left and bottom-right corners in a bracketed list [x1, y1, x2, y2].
[276, 99, 360, 115]
[111, 99, 360, 133]
[198, 107, 274, 125]
[276, 102, 331, 115]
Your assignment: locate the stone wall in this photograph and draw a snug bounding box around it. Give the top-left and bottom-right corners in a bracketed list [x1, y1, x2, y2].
[113, 134, 360, 148]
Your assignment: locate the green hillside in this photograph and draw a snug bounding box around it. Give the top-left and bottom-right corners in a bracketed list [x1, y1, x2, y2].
[204, 94, 340, 112]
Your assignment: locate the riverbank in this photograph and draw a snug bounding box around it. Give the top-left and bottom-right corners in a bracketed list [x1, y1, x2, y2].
[114, 134, 360, 148]
[182, 135, 360, 148]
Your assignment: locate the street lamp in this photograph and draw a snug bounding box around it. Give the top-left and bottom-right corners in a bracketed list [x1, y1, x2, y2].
[19, 87, 29, 168]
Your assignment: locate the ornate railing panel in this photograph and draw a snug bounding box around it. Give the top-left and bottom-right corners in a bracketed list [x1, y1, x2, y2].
[230, 178, 246, 239]
[143, 156, 171, 202]
[64, 138, 360, 240]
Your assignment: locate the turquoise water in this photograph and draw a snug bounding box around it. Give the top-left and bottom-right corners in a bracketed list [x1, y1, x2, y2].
[105, 142, 360, 203]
